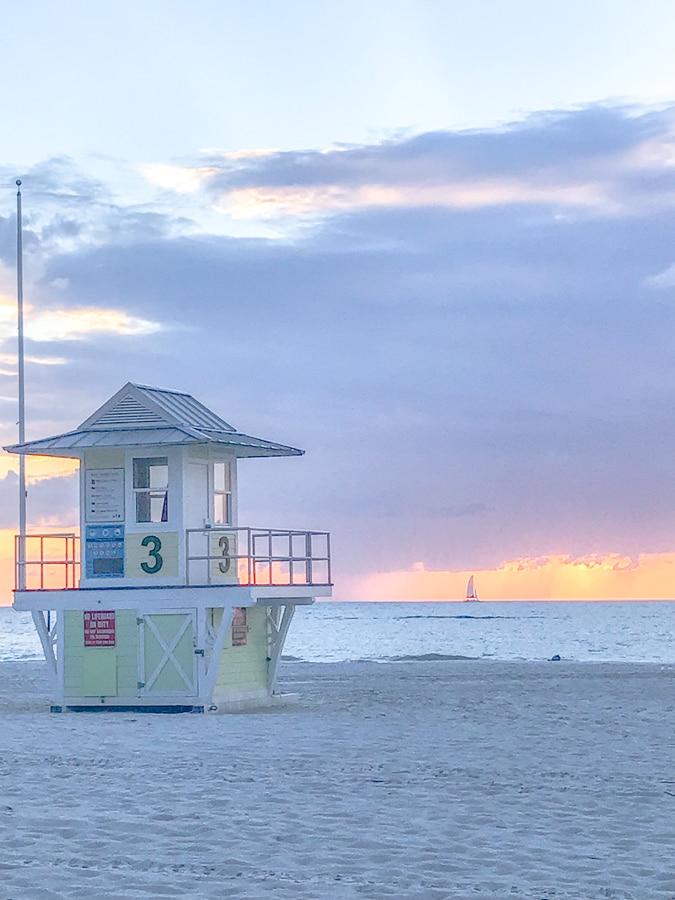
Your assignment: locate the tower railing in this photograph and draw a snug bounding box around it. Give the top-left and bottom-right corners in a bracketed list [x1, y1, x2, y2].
[15, 533, 80, 591]
[13, 527, 331, 590]
[185, 527, 331, 587]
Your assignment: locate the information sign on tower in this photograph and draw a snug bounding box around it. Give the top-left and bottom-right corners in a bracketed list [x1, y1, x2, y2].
[85, 468, 125, 522]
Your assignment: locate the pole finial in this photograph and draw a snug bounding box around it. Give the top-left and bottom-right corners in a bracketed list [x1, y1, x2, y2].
[16, 179, 21, 188]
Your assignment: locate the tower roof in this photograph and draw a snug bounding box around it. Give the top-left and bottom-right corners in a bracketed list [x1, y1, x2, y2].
[3, 382, 303, 459]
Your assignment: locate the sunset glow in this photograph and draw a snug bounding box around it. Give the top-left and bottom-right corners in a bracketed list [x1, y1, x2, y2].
[0, 300, 161, 343]
[216, 179, 609, 219]
[0, 456, 79, 482]
[0, 525, 79, 605]
[355, 553, 675, 602]
[1, 540, 674, 607]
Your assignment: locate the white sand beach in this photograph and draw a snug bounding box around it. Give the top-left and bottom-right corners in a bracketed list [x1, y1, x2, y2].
[0, 659, 673, 899]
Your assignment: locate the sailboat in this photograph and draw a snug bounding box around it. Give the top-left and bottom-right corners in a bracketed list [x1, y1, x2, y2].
[464, 575, 479, 602]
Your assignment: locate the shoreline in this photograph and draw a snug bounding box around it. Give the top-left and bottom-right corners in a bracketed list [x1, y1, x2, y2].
[5, 654, 675, 669]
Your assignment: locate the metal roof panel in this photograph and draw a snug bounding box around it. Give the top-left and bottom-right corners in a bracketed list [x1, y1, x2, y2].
[5, 383, 302, 459]
[4, 427, 302, 458]
[135, 385, 235, 432]
[79, 383, 236, 432]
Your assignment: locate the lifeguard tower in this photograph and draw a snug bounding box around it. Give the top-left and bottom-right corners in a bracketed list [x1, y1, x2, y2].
[5, 382, 332, 712]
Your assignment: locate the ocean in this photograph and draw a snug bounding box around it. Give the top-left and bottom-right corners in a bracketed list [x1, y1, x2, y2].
[3, 600, 675, 665]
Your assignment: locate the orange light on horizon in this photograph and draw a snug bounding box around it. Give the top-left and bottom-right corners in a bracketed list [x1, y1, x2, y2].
[1, 538, 674, 606]
[0, 525, 79, 605]
[0, 455, 79, 482]
[353, 553, 675, 601]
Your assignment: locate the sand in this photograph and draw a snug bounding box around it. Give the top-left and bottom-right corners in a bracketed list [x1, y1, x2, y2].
[0, 659, 673, 899]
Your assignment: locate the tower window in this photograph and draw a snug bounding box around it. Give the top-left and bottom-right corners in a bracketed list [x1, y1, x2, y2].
[133, 457, 169, 523]
[213, 461, 231, 525]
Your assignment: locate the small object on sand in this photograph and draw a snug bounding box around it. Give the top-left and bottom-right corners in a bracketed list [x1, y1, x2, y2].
[550, 654, 561, 662]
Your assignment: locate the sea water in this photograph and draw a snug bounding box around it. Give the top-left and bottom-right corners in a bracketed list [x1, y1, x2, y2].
[2, 601, 675, 665]
[285, 601, 675, 663]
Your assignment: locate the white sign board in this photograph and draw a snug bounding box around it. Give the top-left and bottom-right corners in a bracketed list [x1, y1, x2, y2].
[85, 468, 125, 522]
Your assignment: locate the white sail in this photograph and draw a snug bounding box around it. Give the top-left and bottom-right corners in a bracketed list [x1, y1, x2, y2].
[465, 576, 479, 601]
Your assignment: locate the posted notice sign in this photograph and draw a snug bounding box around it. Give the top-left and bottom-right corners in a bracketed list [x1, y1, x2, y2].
[84, 610, 116, 647]
[85, 468, 125, 522]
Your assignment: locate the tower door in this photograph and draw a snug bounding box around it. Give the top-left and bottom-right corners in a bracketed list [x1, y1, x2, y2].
[138, 611, 198, 696]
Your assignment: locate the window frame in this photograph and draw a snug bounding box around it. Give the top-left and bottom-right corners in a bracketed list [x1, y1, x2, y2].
[211, 459, 232, 526]
[132, 455, 170, 524]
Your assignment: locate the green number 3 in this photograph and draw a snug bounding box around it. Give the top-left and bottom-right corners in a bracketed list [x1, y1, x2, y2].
[141, 535, 163, 574]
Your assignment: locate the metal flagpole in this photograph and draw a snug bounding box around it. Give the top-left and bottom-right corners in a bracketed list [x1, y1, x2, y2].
[16, 179, 26, 591]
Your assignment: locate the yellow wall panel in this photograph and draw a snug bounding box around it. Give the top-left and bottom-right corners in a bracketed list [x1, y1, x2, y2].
[126, 532, 179, 578]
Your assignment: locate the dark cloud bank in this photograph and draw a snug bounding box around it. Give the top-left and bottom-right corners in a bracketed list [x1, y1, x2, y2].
[3, 105, 675, 590]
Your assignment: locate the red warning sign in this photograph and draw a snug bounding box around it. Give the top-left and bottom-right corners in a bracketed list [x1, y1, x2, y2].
[84, 610, 116, 647]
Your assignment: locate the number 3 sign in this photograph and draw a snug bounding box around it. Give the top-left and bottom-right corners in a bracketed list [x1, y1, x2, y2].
[210, 531, 239, 583]
[127, 532, 179, 578]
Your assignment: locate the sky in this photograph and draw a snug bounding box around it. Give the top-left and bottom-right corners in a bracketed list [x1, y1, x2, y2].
[2, 1, 675, 601]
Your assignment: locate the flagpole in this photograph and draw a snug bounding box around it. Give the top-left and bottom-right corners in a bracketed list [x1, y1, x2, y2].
[16, 179, 26, 591]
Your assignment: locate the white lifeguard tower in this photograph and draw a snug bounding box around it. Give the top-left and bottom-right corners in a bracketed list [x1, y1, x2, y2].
[5, 382, 332, 712]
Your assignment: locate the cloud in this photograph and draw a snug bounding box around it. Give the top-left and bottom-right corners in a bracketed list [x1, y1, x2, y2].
[150, 105, 675, 219]
[357, 553, 674, 601]
[139, 163, 222, 194]
[236, 182, 604, 218]
[645, 262, 675, 288]
[3, 105, 675, 597]
[0, 471, 78, 529]
[26, 308, 160, 342]
[0, 156, 195, 267]
[0, 299, 161, 345]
